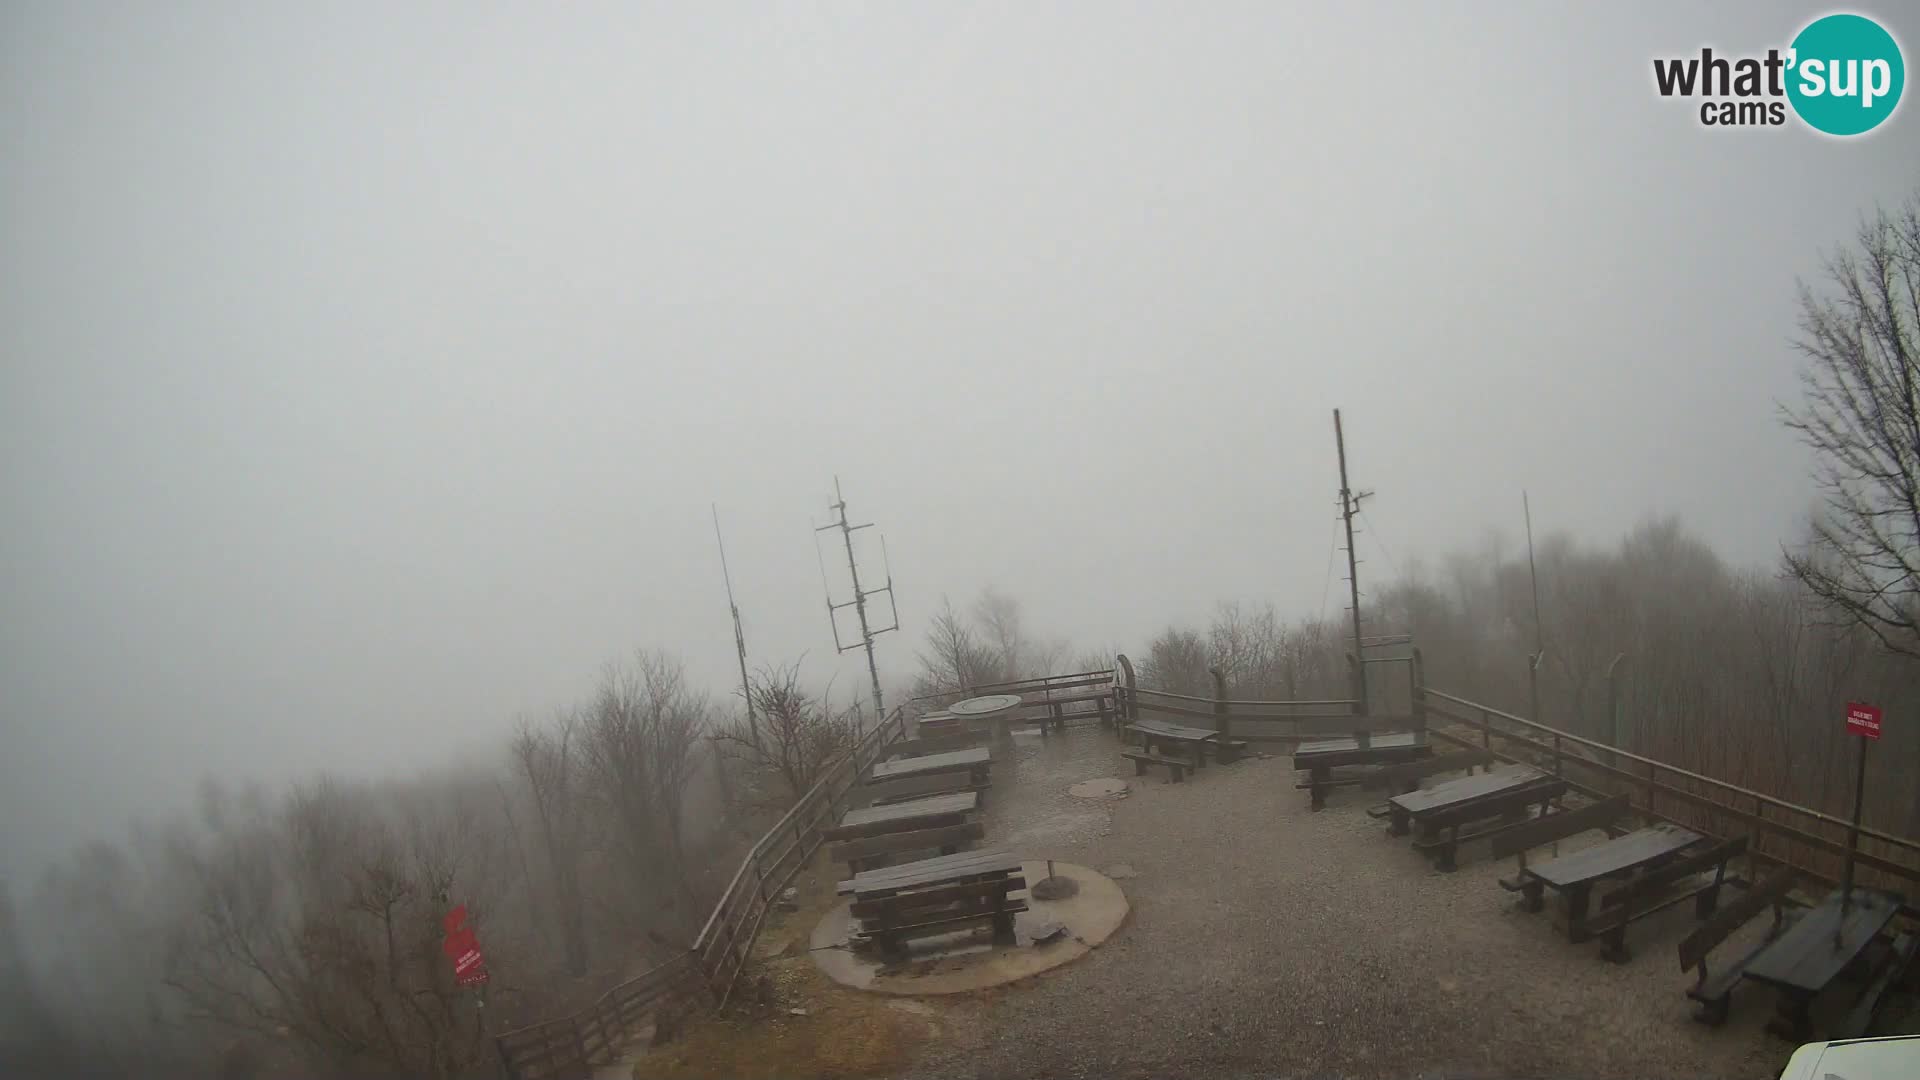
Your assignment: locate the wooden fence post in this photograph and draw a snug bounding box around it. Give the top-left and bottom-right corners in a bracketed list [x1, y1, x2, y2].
[1409, 648, 1427, 739]
[1116, 654, 1138, 726]
[1345, 653, 1370, 748]
[1209, 667, 1230, 741]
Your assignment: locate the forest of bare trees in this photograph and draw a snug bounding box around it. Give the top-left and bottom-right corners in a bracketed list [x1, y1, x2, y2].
[2, 650, 847, 1079]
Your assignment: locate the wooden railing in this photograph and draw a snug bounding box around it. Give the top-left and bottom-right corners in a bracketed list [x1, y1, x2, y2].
[495, 706, 909, 1080]
[688, 706, 907, 1009]
[494, 953, 701, 1080]
[913, 668, 1117, 714]
[1116, 649, 1920, 900]
[1420, 688, 1920, 898]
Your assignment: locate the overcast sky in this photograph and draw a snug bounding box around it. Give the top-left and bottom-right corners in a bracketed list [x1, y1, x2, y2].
[4, 2, 1916, 881]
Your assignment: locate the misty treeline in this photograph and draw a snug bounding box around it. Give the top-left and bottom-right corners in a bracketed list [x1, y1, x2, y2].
[1138, 190, 1920, 844]
[1136, 516, 1918, 837]
[1, 649, 863, 1079]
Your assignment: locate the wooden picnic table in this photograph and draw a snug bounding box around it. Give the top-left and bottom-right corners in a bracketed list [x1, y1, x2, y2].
[1519, 823, 1701, 940]
[1388, 765, 1567, 871]
[1127, 719, 1219, 765]
[1293, 732, 1433, 810]
[838, 849, 1029, 956]
[826, 792, 978, 841]
[869, 747, 991, 785]
[1741, 887, 1902, 1040]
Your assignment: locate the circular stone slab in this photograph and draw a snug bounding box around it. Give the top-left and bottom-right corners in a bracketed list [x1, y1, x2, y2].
[1068, 778, 1129, 799]
[810, 861, 1127, 995]
[947, 694, 1023, 717]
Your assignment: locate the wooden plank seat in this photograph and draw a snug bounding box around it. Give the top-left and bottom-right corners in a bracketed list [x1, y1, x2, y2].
[1589, 835, 1747, 963]
[869, 747, 992, 787]
[1127, 720, 1242, 764]
[1677, 867, 1799, 1026]
[916, 714, 963, 737]
[1387, 767, 1567, 873]
[1121, 748, 1190, 782]
[1741, 886, 1904, 1041]
[829, 820, 985, 874]
[1362, 749, 1493, 800]
[1293, 734, 1434, 811]
[1024, 689, 1116, 734]
[1407, 778, 1569, 873]
[880, 733, 985, 761]
[848, 771, 989, 810]
[1838, 932, 1918, 1039]
[1494, 794, 1634, 889]
[824, 792, 978, 842]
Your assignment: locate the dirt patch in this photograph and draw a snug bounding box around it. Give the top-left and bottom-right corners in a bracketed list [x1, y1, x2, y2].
[634, 855, 943, 1080]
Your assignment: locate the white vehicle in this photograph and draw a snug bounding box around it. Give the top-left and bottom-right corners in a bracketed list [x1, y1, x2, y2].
[1776, 1034, 1920, 1080]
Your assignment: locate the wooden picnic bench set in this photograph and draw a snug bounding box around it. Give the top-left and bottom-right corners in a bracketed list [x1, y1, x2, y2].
[1119, 718, 1249, 781]
[1352, 748, 1916, 1041]
[823, 723, 1027, 958]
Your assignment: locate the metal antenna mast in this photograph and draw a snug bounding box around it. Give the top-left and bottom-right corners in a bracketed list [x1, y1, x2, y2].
[712, 505, 756, 745]
[1334, 409, 1373, 714]
[814, 477, 899, 725]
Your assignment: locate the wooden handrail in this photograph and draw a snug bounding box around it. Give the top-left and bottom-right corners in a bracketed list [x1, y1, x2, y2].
[1424, 691, 1920, 859]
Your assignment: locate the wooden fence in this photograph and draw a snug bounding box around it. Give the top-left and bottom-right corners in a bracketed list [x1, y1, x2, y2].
[494, 706, 909, 1080]
[1113, 648, 1920, 899]
[1420, 688, 1920, 899]
[493, 953, 702, 1080]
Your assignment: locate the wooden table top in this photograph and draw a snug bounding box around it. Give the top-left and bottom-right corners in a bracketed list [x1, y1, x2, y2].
[1129, 719, 1218, 742]
[1525, 823, 1702, 888]
[870, 747, 991, 781]
[839, 849, 1022, 896]
[1743, 888, 1902, 994]
[1389, 766, 1549, 815]
[1294, 732, 1426, 760]
[838, 791, 977, 829]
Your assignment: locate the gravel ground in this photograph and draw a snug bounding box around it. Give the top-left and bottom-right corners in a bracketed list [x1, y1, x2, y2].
[891, 724, 1804, 1080]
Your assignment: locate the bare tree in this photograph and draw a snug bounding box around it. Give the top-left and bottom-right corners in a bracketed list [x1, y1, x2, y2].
[509, 712, 589, 977]
[715, 662, 856, 805]
[913, 597, 1000, 694]
[579, 651, 707, 924]
[1782, 192, 1920, 658]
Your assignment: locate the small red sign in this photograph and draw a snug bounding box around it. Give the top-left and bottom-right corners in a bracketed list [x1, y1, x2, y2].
[1846, 701, 1882, 740]
[441, 905, 488, 985]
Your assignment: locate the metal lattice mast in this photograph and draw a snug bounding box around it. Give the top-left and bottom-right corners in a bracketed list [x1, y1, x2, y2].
[814, 477, 899, 725]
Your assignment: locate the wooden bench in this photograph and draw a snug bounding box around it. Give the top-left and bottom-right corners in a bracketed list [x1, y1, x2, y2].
[1293, 733, 1432, 811]
[1590, 835, 1746, 963]
[1407, 777, 1569, 872]
[1120, 748, 1190, 782]
[1677, 867, 1798, 1025]
[847, 772, 989, 809]
[880, 733, 985, 761]
[1362, 749, 1494, 796]
[829, 821, 985, 874]
[1025, 689, 1115, 734]
[1838, 932, 1918, 1038]
[1494, 794, 1633, 891]
[852, 877, 1031, 957]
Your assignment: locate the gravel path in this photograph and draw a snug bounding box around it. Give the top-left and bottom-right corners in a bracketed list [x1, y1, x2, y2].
[893, 724, 1795, 1080]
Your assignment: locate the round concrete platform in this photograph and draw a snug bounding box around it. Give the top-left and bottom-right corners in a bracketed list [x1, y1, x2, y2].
[810, 861, 1127, 995]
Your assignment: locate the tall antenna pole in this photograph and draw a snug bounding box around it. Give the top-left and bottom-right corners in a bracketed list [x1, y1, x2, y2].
[712, 505, 757, 745]
[1523, 491, 1548, 722]
[815, 477, 899, 725]
[1523, 491, 1544, 658]
[1334, 409, 1372, 714]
